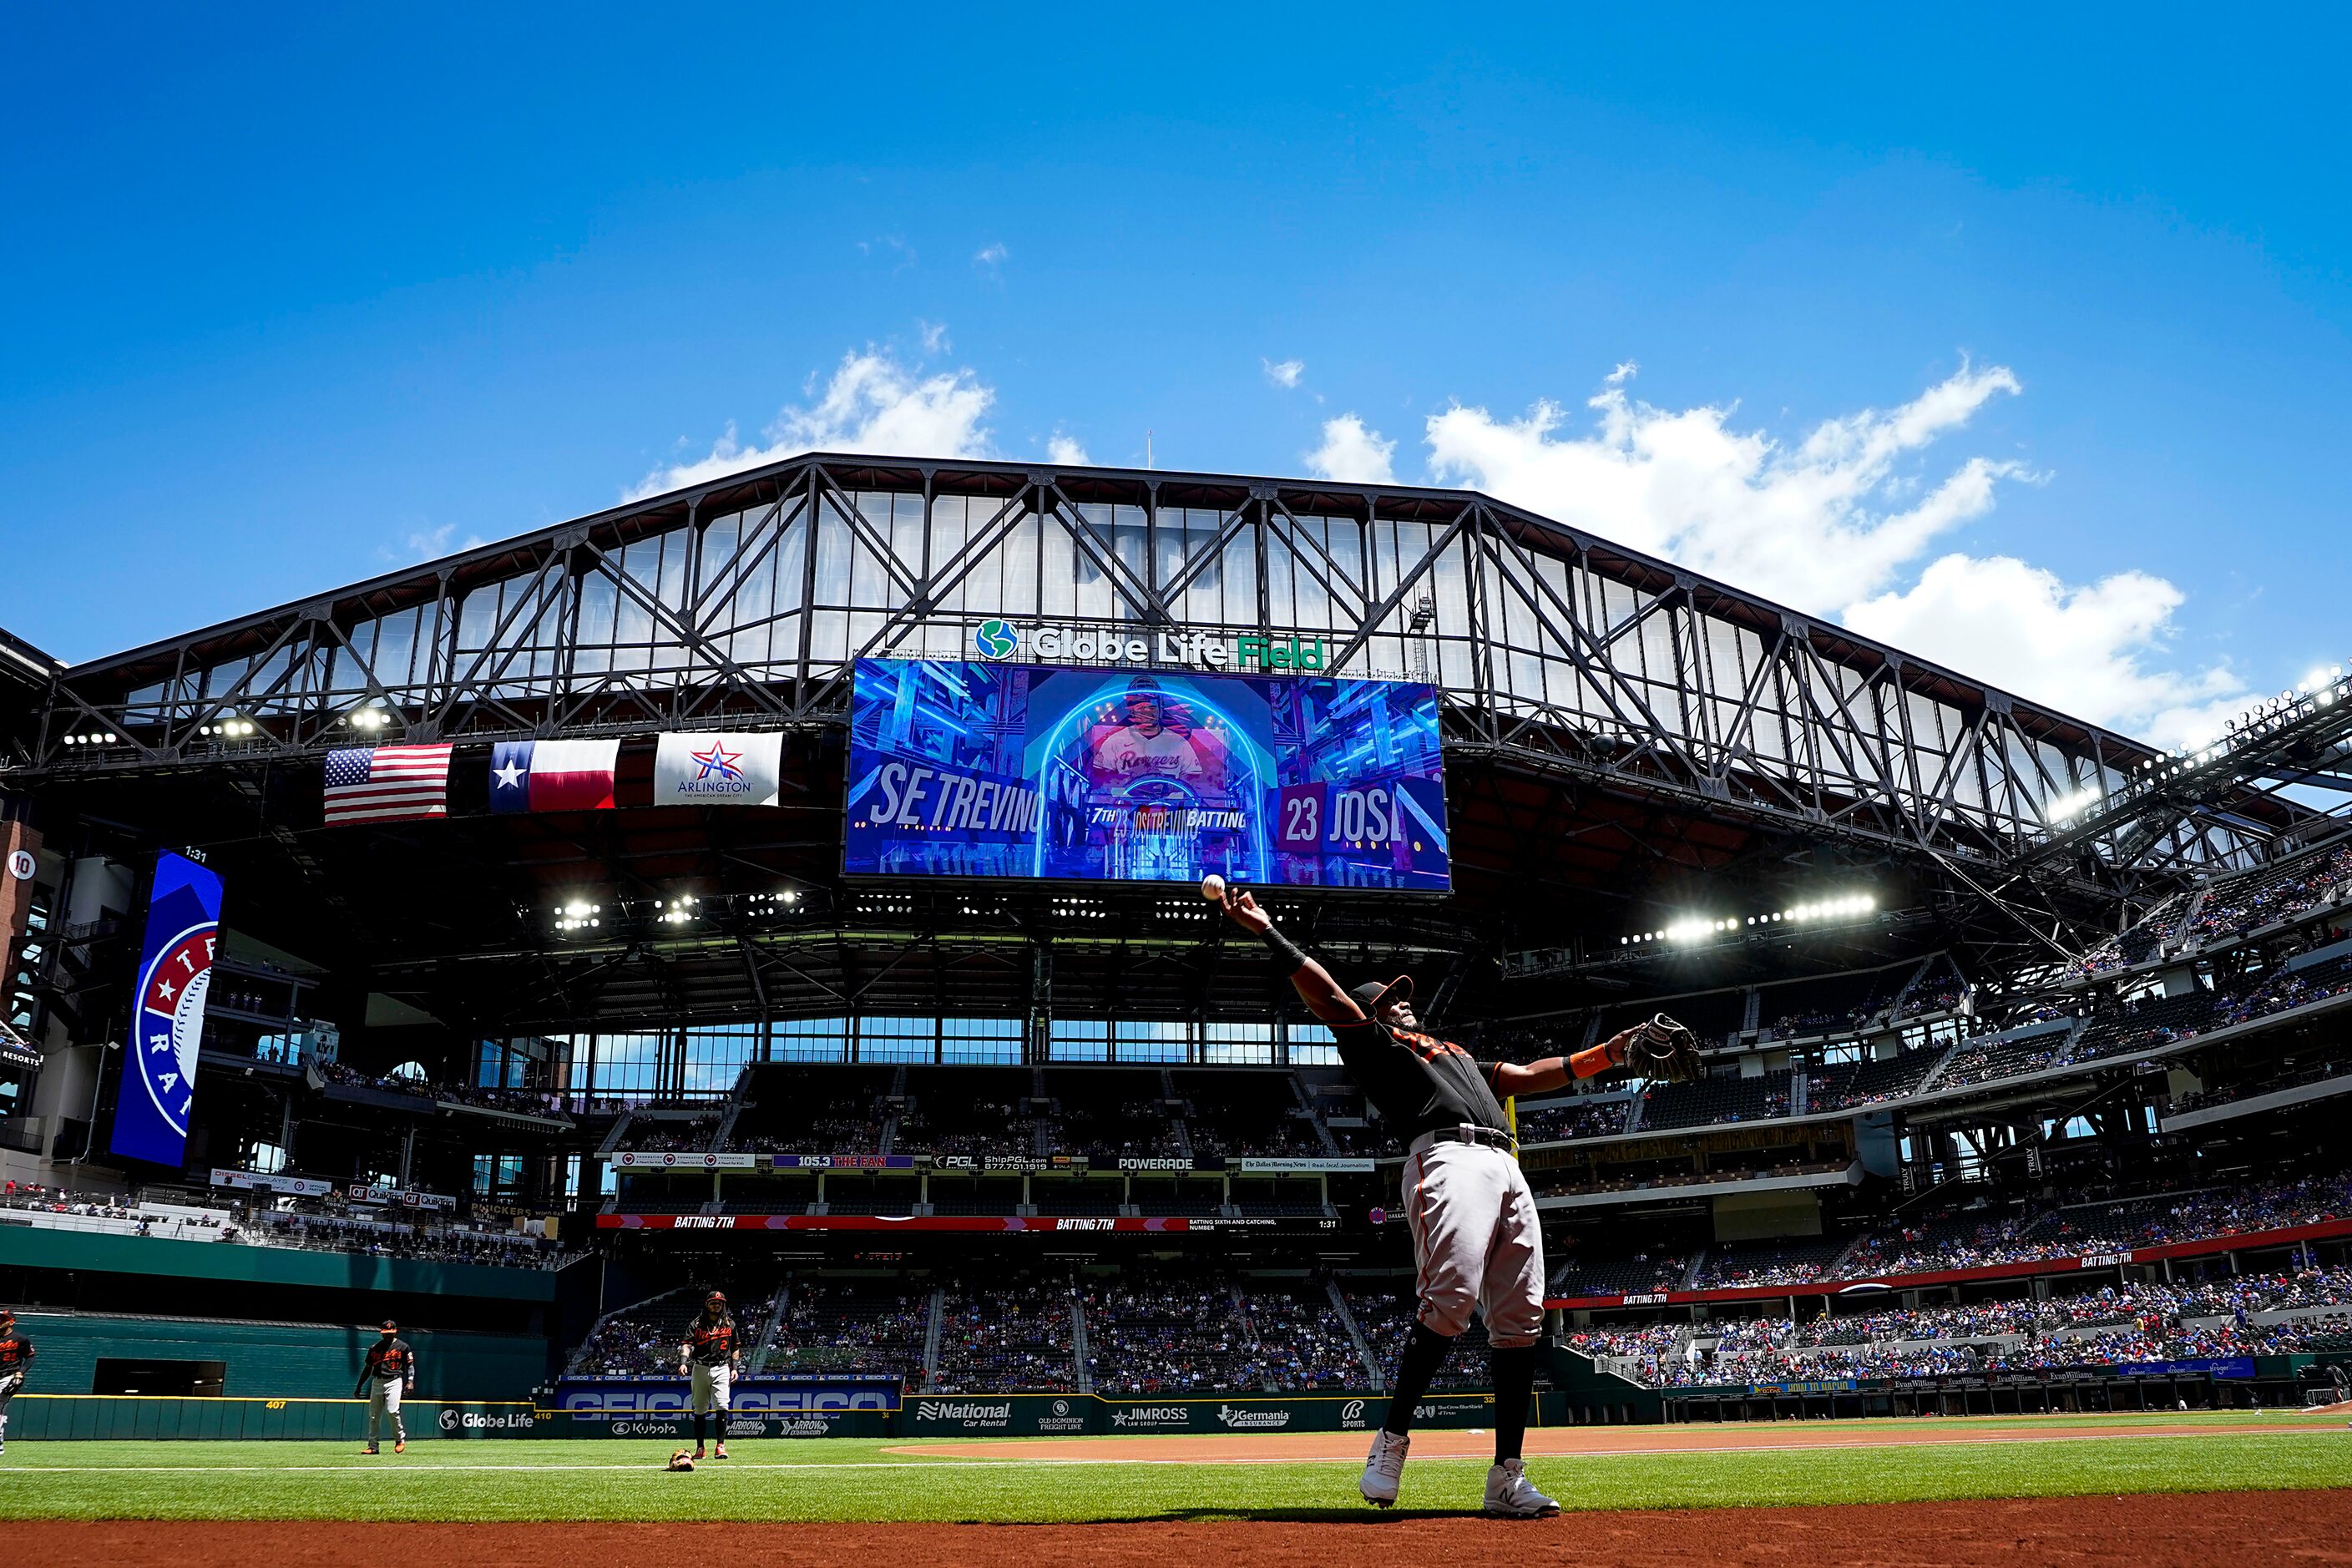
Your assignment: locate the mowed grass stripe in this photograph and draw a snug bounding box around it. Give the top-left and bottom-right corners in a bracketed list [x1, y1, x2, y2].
[3, 1431, 2348, 1522]
[13, 1419, 2344, 1474]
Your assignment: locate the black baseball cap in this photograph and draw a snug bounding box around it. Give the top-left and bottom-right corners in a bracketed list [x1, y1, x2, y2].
[379, 1319, 397, 1333]
[1351, 975, 1413, 1014]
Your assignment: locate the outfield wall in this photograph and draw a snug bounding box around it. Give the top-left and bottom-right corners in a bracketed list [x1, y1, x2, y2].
[0, 1389, 1518, 1441]
[17, 1310, 552, 1401]
[3, 1395, 544, 1442]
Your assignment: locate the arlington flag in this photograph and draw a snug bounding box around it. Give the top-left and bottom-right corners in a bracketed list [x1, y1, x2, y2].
[654, 731, 784, 807]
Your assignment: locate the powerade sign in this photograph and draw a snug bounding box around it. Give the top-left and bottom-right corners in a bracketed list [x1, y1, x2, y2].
[553, 1377, 902, 1416]
[111, 850, 222, 1167]
[845, 657, 1449, 890]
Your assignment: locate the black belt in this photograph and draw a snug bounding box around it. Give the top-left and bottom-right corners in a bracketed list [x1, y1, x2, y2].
[1422, 1125, 1516, 1153]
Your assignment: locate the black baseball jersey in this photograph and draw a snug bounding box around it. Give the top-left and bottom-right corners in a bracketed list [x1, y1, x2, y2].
[1333, 1016, 1512, 1142]
[361, 1338, 413, 1383]
[0, 1329, 33, 1379]
[684, 1316, 736, 1365]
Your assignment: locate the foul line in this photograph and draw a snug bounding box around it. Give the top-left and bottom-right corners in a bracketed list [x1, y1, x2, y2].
[8, 1426, 2344, 1477]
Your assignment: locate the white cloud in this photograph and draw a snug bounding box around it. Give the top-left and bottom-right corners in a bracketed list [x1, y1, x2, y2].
[1045, 433, 1090, 466]
[1262, 357, 1305, 389]
[1425, 360, 2030, 615]
[974, 242, 1008, 267]
[918, 320, 950, 353]
[1419, 359, 2246, 741]
[1304, 414, 1397, 484]
[630, 348, 994, 498]
[1846, 554, 2245, 746]
[383, 521, 485, 562]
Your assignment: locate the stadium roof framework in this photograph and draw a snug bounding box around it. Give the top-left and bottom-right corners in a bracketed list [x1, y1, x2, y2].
[2, 453, 2320, 1036]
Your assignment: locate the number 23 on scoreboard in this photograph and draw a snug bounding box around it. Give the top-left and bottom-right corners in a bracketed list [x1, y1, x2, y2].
[1277, 782, 1402, 849]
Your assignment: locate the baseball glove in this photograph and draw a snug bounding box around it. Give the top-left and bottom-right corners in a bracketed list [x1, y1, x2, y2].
[1621, 1013, 1703, 1082]
[667, 1448, 697, 1471]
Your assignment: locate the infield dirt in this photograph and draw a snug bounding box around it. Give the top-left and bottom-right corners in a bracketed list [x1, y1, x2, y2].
[18, 1490, 2352, 1565]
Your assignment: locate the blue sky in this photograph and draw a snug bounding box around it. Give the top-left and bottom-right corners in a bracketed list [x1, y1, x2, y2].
[4, 8, 2346, 744]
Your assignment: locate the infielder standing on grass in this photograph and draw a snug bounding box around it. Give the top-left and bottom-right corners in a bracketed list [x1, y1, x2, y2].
[356, 1319, 415, 1454]
[0, 1308, 33, 1454]
[1219, 887, 1698, 1517]
[680, 1290, 740, 1460]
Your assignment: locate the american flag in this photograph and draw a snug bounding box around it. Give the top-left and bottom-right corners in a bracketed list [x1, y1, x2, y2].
[323, 744, 454, 826]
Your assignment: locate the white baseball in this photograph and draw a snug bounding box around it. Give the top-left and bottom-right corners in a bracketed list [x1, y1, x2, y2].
[1201, 873, 1227, 901]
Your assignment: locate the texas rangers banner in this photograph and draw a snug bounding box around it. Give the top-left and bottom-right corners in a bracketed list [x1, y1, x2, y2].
[489, 738, 620, 812]
[653, 731, 783, 807]
[113, 851, 221, 1167]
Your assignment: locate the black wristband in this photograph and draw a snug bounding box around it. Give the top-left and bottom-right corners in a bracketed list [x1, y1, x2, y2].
[1261, 925, 1308, 972]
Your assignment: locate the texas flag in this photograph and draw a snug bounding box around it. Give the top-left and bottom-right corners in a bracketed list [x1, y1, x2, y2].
[488, 738, 620, 812]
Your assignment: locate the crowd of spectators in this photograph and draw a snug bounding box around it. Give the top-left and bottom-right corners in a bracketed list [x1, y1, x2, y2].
[2172, 1055, 2352, 1115]
[1234, 1287, 1367, 1390]
[1582, 1264, 2352, 1386]
[1516, 1098, 1632, 1142]
[2076, 840, 2352, 980]
[1085, 1277, 1256, 1393]
[568, 1291, 776, 1378]
[774, 1281, 931, 1386]
[933, 1277, 1076, 1392]
[891, 1099, 1038, 1158]
[621, 1115, 721, 1154]
[2184, 843, 2352, 945]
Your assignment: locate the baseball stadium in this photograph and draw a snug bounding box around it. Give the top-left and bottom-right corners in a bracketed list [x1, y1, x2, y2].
[3, 452, 2349, 1561]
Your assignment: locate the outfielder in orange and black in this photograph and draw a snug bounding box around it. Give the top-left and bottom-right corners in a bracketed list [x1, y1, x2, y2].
[1221, 888, 1655, 1517]
[355, 1320, 416, 1454]
[0, 1308, 33, 1455]
[679, 1292, 740, 1459]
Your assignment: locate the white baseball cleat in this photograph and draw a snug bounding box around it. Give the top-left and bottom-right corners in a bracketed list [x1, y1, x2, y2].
[1484, 1458, 1560, 1518]
[1359, 1429, 1409, 1507]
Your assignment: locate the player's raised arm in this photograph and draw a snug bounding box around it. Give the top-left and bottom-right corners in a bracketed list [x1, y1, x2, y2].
[1216, 887, 1365, 1026]
[1493, 1014, 1705, 1095]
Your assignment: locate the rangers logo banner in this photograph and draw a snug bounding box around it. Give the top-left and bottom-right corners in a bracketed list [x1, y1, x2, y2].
[113, 850, 222, 1168]
[654, 731, 784, 808]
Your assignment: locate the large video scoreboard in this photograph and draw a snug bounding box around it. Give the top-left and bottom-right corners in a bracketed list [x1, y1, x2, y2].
[844, 658, 1449, 891]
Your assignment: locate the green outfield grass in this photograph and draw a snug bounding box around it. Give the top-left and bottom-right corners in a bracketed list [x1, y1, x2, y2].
[1, 1411, 2345, 1524]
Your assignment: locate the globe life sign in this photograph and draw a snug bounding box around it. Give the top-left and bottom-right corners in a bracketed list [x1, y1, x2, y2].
[967, 618, 1328, 674]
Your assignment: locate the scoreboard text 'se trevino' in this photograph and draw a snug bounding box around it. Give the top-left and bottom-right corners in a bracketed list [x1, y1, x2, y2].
[843, 658, 1449, 891]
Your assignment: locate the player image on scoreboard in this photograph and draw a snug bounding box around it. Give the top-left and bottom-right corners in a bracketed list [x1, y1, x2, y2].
[1038, 671, 1262, 883]
[844, 657, 1449, 891]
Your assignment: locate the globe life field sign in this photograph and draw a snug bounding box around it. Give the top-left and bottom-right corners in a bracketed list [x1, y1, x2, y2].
[844, 653, 1449, 891]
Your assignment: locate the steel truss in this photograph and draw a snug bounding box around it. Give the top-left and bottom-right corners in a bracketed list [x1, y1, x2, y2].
[18, 453, 2263, 925]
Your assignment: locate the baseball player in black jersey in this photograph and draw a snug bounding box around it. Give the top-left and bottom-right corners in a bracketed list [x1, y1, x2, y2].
[0, 1309, 33, 1454]
[356, 1320, 416, 1454]
[680, 1291, 740, 1459]
[1221, 888, 1682, 1516]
